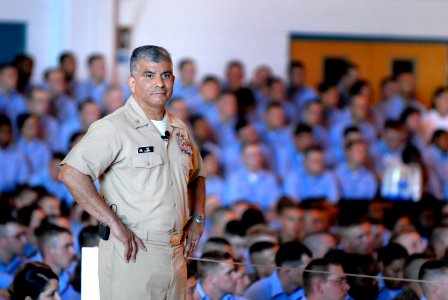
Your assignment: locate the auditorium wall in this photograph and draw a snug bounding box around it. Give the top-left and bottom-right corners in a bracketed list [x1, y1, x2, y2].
[1, 0, 447, 83]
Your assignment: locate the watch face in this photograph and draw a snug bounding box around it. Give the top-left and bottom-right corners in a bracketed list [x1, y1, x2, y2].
[195, 215, 205, 224]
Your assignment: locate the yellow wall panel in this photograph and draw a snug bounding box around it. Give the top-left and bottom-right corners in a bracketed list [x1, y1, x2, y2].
[291, 39, 447, 107]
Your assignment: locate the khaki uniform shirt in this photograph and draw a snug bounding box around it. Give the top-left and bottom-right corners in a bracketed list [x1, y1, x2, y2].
[62, 96, 205, 233]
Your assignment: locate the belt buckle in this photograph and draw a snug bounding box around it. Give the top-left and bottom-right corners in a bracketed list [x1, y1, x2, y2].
[170, 232, 182, 246]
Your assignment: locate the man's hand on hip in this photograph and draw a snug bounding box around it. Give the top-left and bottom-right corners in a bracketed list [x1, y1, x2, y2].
[183, 221, 204, 258]
[110, 220, 147, 263]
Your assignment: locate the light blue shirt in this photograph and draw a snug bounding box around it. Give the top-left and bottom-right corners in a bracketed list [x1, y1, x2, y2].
[53, 94, 78, 123]
[76, 79, 110, 109]
[196, 280, 245, 300]
[291, 86, 319, 112]
[29, 169, 74, 206]
[335, 163, 378, 200]
[283, 168, 339, 203]
[173, 79, 200, 107]
[379, 95, 426, 121]
[376, 287, 402, 300]
[370, 140, 403, 176]
[225, 168, 281, 210]
[0, 255, 23, 277]
[424, 145, 448, 199]
[0, 90, 28, 131]
[206, 175, 226, 201]
[59, 270, 80, 300]
[40, 115, 62, 152]
[59, 117, 82, 153]
[0, 144, 30, 192]
[244, 271, 305, 300]
[327, 110, 377, 167]
[17, 137, 51, 176]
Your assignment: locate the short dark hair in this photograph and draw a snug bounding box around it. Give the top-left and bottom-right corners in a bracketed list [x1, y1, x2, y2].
[265, 102, 283, 113]
[226, 60, 243, 73]
[225, 220, 245, 237]
[78, 225, 99, 248]
[275, 241, 312, 267]
[59, 51, 75, 65]
[43, 68, 60, 81]
[87, 53, 104, 66]
[0, 113, 12, 128]
[0, 63, 15, 74]
[294, 123, 312, 137]
[419, 259, 448, 295]
[249, 241, 276, 256]
[35, 224, 71, 255]
[206, 237, 231, 247]
[343, 126, 360, 138]
[377, 243, 409, 267]
[349, 80, 369, 96]
[431, 129, 448, 144]
[201, 75, 220, 85]
[304, 145, 323, 158]
[384, 119, 404, 131]
[197, 251, 233, 279]
[432, 86, 448, 108]
[130, 46, 172, 77]
[9, 262, 58, 300]
[276, 196, 298, 215]
[303, 258, 342, 296]
[16, 113, 33, 131]
[399, 106, 420, 123]
[289, 61, 304, 73]
[318, 82, 336, 93]
[178, 58, 194, 71]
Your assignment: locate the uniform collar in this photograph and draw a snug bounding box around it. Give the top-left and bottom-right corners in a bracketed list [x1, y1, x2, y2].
[125, 95, 181, 130]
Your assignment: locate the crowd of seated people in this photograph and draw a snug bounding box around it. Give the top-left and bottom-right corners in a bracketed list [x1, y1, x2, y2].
[1, 51, 448, 300]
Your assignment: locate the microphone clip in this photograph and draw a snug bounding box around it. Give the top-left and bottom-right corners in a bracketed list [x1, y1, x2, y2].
[161, 131, 170, 141]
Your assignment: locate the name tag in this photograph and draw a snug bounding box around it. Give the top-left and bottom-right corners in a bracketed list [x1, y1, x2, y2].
[138, 146, 154, 153]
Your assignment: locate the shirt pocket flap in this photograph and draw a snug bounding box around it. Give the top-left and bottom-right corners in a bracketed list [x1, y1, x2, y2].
[132, 154, 163, 168]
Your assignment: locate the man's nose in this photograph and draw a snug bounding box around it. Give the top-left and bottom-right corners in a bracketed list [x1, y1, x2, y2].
[154, 74, 166, 88]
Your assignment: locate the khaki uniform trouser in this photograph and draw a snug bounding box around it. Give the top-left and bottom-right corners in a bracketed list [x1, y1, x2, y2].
[98, 229, 186, 300]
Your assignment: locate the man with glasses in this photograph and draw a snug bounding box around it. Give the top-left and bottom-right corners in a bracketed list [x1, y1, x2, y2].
[302, 258, 350, 300]
[0, 218, 27, 290]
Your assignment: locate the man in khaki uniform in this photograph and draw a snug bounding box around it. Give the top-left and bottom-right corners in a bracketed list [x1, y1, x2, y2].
[59, 45, 206, 300]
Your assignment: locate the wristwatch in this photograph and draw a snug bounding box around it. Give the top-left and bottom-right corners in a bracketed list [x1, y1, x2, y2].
[193, 215, 206, 224]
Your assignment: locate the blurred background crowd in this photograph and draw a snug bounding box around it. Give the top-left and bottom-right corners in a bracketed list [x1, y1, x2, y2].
[1, 50, 448, 299]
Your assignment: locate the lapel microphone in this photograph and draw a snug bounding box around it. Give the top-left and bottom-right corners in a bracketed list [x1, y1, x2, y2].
[161, 131, 170, 141]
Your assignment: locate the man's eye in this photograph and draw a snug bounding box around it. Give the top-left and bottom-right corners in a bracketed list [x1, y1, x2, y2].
[146, 74, 154, 79]
[162, 73, 172, 79]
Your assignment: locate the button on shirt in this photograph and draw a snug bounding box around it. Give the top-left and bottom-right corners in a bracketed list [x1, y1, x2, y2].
[62, 96, 205, 233]
[244, 271, 305, 300]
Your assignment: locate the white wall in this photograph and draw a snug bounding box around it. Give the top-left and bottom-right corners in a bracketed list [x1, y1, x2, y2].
[0, 0, 114, 83]
[1, 0, 448, 84]
[125, 0, 448, 81]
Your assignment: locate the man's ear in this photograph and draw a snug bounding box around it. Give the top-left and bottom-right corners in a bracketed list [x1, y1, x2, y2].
[315, 278, 324, 294]
[128, 76, 135, 94]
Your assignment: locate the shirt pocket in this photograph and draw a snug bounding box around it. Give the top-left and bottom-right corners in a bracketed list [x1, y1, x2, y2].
[131, 154, 164, 192]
